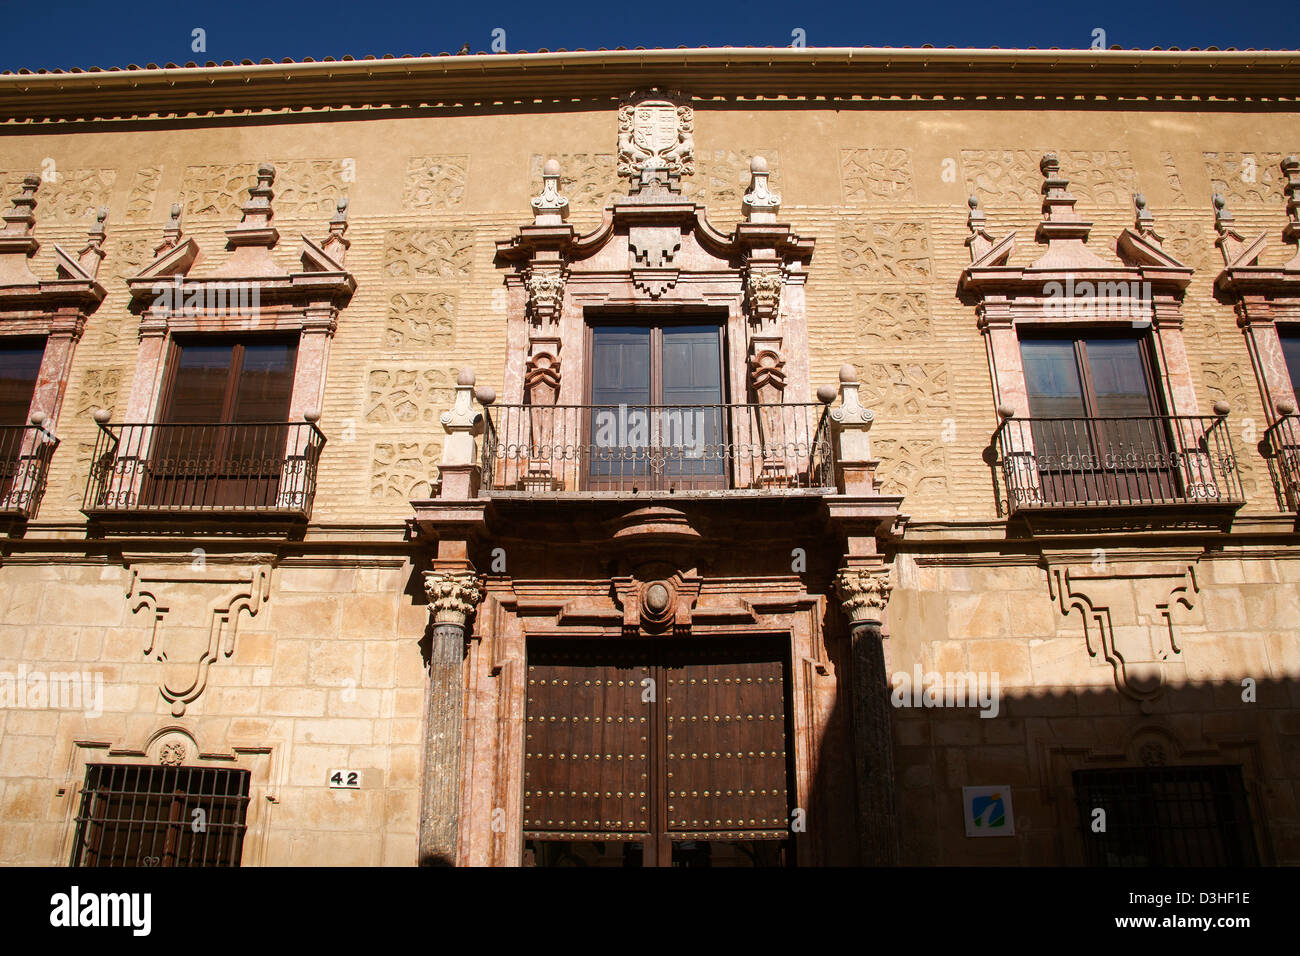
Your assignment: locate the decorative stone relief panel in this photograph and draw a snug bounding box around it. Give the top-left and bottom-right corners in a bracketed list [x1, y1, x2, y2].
[855, 291, 931, 344]
[371, 440, 440, 500]
[529, 153, 620, 217]
[72, 367, 124, 420]
[126, 564, 272, 717]
[1, 168, 117, 221]
[385, 292, 456, 351]
[1160, 152, 1187, 205]
[870, 437, 949, 499]
[1203, 151, 1297, 207]
[685, 148, 780, 205]
[403, 155, 469, 209]
[857, 361, 951, 419]
[383, 228, 474, 280]
[364, 367, 455, 425]
[63, 440, 96, 504]
[179, 160, 348, 219]
[1202, 361, 1261, 496]
[125, 166, 162, 221]
[838, 219, 931, 281]
[960, 149, 1137, 205]
[1162, 220, 1217, 277]
[839, 148, 916, 204]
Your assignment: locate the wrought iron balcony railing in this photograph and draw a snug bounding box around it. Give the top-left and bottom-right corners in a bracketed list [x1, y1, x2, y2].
[992, 413, 1244, 514]
[1263, 414, 1300, 511]
[480, 402, 835, 497]
[0, 422, 59, 520]
[82, 421, 326, 519]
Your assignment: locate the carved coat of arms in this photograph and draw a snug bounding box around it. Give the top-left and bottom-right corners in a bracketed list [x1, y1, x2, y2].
[617, 93, 695, 181]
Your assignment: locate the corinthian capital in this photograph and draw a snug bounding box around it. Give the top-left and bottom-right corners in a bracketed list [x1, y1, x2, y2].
[423, 568, 485, 628]
[833, 566, 892, 627]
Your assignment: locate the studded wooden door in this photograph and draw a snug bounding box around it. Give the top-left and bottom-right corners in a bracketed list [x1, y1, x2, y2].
[524, 638, 793, 867]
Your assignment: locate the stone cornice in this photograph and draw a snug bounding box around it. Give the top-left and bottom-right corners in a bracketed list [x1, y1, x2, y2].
[4, 48, 1299, 124]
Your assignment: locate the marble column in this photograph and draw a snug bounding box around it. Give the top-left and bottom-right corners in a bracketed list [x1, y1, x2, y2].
[419, 567, 483, 866]
[834, 565, 899, 866]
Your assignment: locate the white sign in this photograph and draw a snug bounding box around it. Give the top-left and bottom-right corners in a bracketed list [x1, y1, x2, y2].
[329, 770, 360, 789]
[962, 785, 1014, 837]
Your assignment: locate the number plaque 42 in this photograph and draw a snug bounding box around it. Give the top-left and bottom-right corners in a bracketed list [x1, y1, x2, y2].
[329, 770, 360, 789]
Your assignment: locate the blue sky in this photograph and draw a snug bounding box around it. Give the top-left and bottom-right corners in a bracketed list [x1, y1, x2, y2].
[1, 0, 1295, 71]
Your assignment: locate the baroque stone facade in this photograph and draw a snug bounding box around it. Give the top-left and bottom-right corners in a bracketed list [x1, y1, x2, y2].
[0, 48, 1298, 869]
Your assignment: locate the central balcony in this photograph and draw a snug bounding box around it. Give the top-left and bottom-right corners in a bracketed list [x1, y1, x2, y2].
[992, 411, 1245, 518]
[1263, 412, 1300, 511]
[480, 402, 835, 498]
[82, 419, 326, 522]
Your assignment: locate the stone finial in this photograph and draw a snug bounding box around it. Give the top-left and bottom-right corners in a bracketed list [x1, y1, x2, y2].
[1038, 152, 1085, 228]
[965, 194, 994, 261]
[322, 197, 351, 262]
[830, 364, 876, 472]
[422, 568, 485, 629]
[1, 174, 40, 239]
[0, 175, 42, 285]
[155, 203, 184, 257]
[530, 159, 569, 225]
[77, 207, 109, 278]
[436, 368, 486, 498]
[1134, 193, 1155, 234]
[1212, 193, 1250, 266]
[1283, 156, 1300, 252]
[742, 156, 781, 223]
[833, 566, 893, 628]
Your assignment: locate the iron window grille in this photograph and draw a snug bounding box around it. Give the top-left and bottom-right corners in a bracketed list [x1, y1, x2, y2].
[70, 763, 251, 867]
[1073, 765, 1259, 866]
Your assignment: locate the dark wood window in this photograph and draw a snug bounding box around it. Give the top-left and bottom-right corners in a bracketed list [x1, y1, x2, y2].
[1073, 766, 1259, 866]
[144, 337, 297, 507]
[587, 322, 725, 490]
[0, 339, 47, 508]
[523, 638, 793, 867]
[1281, 328, 1300, 396]
[1020, 333, 1177, 504]
[70, 763, 252, 867]
[0, 339, 44, 426]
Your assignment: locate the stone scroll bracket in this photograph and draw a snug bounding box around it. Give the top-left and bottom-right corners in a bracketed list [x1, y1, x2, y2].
[1044, 552, 1203, 710]
[125, 561, 273, 717]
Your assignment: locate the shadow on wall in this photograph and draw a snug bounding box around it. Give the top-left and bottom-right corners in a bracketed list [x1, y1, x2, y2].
[874, 675, 1298, 866]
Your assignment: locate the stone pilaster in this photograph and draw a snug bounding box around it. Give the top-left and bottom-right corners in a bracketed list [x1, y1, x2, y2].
[418, 567, 484, 866]
[833, 565, 899, 866]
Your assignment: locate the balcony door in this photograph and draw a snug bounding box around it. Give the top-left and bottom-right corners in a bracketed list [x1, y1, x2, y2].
[0, 340, 47, 508]
[1021, 334, 1178, 505]
[586, 322, 725, 491]
[144, 338, 297, 508]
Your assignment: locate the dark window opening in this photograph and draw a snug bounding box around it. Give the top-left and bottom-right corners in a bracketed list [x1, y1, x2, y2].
[70, 763, 251, 867]
[586, 321, 725, 490]
[1073, 765, 1259, 866]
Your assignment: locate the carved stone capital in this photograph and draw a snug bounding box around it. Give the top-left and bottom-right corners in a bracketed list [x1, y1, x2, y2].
[834, 566, 892, 627]
[525, 267, 566, 324]
[422, 568, 485, 629]
[745, 267, 784, 323]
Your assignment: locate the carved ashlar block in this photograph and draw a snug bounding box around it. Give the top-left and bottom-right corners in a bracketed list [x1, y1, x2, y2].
[746, 268, 784, 324]
[126, 564, 272, 717]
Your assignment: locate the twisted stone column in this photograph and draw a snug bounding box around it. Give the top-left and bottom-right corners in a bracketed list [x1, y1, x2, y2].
[834, 566, 899, 866]
[419, 567, 483, 866]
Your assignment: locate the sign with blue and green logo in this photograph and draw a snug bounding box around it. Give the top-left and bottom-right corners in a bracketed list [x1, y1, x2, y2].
[962, 785, 1015, 837]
